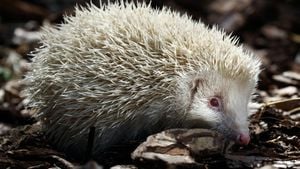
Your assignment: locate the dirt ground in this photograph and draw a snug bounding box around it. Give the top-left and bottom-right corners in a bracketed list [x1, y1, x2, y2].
[0, 0, 299, 168]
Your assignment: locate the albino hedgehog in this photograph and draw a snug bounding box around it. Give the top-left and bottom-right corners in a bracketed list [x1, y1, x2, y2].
[23, 2, 261, 158]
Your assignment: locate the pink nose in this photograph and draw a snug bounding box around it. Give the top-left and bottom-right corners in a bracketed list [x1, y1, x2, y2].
[237, 133, 250, 145]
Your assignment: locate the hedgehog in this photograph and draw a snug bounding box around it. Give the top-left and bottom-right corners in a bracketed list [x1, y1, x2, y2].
[23, 2, 261, 158]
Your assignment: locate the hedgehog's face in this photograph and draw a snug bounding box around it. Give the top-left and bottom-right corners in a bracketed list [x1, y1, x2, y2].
[178, 71, 257, 145]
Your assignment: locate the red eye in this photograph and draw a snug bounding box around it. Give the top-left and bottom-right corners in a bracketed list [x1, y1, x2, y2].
[209, 97, 220, 108]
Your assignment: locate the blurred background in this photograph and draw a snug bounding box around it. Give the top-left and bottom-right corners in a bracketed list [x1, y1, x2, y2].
[0, 0, 299, 137]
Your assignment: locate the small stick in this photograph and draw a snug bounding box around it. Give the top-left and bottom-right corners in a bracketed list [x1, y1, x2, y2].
[84, 126, 96, 162]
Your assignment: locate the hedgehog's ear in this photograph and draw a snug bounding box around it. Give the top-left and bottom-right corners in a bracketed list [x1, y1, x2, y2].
[177, 74, 204, 109]
[189, 78, 203, 97]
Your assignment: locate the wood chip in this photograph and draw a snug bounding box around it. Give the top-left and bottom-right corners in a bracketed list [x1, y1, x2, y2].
[132, 129, 225, 165]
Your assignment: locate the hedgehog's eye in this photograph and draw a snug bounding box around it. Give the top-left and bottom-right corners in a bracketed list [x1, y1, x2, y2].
[209, 97, 222, 111]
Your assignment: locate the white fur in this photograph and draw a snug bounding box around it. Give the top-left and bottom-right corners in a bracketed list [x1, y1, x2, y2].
[23, 2, 261, 157]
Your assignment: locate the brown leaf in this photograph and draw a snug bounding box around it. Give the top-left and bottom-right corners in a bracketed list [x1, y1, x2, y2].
[132, 129, 225, 165]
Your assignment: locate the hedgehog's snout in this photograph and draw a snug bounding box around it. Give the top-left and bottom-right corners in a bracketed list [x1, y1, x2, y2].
[219, 114, 250, 145]
[236, 132, 250, 145]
